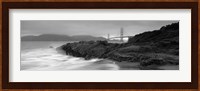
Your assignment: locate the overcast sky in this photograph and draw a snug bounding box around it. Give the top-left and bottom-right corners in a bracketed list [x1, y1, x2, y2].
[21, 20, 178, 38]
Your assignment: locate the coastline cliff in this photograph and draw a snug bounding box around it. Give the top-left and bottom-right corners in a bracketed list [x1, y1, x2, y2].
[60, 22, 179, 69]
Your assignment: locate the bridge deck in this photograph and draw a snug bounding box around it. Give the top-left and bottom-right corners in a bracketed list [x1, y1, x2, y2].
[108, 36, 133, 39]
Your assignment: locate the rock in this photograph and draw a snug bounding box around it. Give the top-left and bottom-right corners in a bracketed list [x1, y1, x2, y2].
[61, 41, 116, 59]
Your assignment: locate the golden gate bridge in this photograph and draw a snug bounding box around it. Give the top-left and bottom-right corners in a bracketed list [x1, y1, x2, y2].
[107, 28, 133, 42]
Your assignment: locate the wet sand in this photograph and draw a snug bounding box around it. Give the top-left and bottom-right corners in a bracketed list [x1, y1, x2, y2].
[114, 61, 179, 70]
[114, 61, 140, 70]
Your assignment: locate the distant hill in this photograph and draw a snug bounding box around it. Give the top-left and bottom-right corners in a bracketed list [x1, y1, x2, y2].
[21, 34, 106, 41]
[71, 35, 106, 41]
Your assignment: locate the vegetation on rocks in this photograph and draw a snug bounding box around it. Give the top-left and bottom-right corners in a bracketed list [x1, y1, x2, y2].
[60, 22, 179, 69]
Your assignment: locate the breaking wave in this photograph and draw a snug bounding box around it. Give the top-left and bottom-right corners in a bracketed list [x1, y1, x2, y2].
[21, 48, 119, 71]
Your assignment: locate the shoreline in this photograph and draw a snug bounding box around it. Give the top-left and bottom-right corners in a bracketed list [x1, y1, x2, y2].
[56, 46, 141, 70]
[21, 41, 178, 70]
[60, 40, 179, 70]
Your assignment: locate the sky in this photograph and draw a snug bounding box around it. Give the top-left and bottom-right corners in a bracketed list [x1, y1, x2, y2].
[21, 20, 178, 38]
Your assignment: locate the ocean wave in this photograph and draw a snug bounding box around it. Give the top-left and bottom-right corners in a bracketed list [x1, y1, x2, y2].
[21, 48, 119, 71]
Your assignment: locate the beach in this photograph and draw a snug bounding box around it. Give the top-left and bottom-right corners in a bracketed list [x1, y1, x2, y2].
[21, 41, 121, 70]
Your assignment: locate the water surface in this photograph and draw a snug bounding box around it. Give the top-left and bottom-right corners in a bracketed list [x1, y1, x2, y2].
[21, 41, 119, 71]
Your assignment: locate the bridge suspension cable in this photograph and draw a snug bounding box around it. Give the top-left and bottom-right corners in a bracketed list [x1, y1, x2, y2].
[107, 27, 132, 41]
[120, 27, 123, 42]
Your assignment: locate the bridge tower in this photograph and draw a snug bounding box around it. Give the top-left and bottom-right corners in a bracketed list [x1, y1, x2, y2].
[107, 34, 110, 40]
[120, 27, 124, 42]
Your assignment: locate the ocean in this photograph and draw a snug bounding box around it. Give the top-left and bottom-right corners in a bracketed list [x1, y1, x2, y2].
[21, 41, 119, 71]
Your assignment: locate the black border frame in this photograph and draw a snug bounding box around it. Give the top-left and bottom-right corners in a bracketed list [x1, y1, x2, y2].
[2, 2, 198, 89]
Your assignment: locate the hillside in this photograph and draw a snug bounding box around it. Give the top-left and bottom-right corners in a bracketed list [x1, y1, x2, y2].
[126, 22, 179, 55]
[128, 22, 179, 43]
[21, 34, 106, 41]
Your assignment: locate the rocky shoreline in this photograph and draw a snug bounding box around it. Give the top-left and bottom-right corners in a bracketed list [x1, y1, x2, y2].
[59, 22, 179, 70]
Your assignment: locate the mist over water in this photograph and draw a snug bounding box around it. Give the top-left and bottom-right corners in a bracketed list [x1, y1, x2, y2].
[21, 41, 119, 71]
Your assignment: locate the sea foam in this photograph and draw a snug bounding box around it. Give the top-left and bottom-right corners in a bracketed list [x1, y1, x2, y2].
[21, 48, 119, 71]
